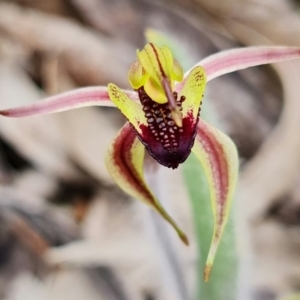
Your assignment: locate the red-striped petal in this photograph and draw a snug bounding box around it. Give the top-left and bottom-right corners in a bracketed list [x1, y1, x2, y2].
[192, 119, 239, 281]
[105, 123, 189, 245]
[176, 46, 300, 91]
[0, 86, 138, 117]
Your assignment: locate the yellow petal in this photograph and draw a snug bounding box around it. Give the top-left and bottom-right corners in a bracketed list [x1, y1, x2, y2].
[108, 83, 146, 134]
[143, 78, 167, 104]
[160, 45, 174, 76]
[191, 119, 239, 281]
[179, 66, 206, 121]
[128, 60, 149, 89]
[172, 59, 184, 82]
[137, 43, 171, 85]
[105, 123, 189, 245]
[144, 30, 183, 82]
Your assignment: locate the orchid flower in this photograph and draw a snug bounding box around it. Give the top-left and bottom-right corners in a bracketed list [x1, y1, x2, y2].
[1, 44, 300, 280]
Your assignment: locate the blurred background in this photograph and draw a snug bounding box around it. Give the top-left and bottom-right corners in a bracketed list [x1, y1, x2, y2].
[1, 0, 300, 299]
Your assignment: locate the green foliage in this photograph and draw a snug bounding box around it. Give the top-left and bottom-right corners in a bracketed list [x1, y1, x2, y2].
[182, 154, 238, 300]
[280, 294, 300, 300]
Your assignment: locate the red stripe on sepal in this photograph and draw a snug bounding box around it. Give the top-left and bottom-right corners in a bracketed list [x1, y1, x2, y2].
[192, 119, 239, 281]
[105, 123, 189, 245]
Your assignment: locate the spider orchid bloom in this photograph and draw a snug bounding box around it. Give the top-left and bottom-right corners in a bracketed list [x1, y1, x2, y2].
[1, 44, 300, 281]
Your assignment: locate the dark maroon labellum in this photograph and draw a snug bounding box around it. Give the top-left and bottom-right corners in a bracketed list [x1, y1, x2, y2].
[136, 87, 200, 169]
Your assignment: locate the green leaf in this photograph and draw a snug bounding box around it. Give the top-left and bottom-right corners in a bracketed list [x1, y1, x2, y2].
[182, 152, 238, 300]
[280, 294, 300, 300]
